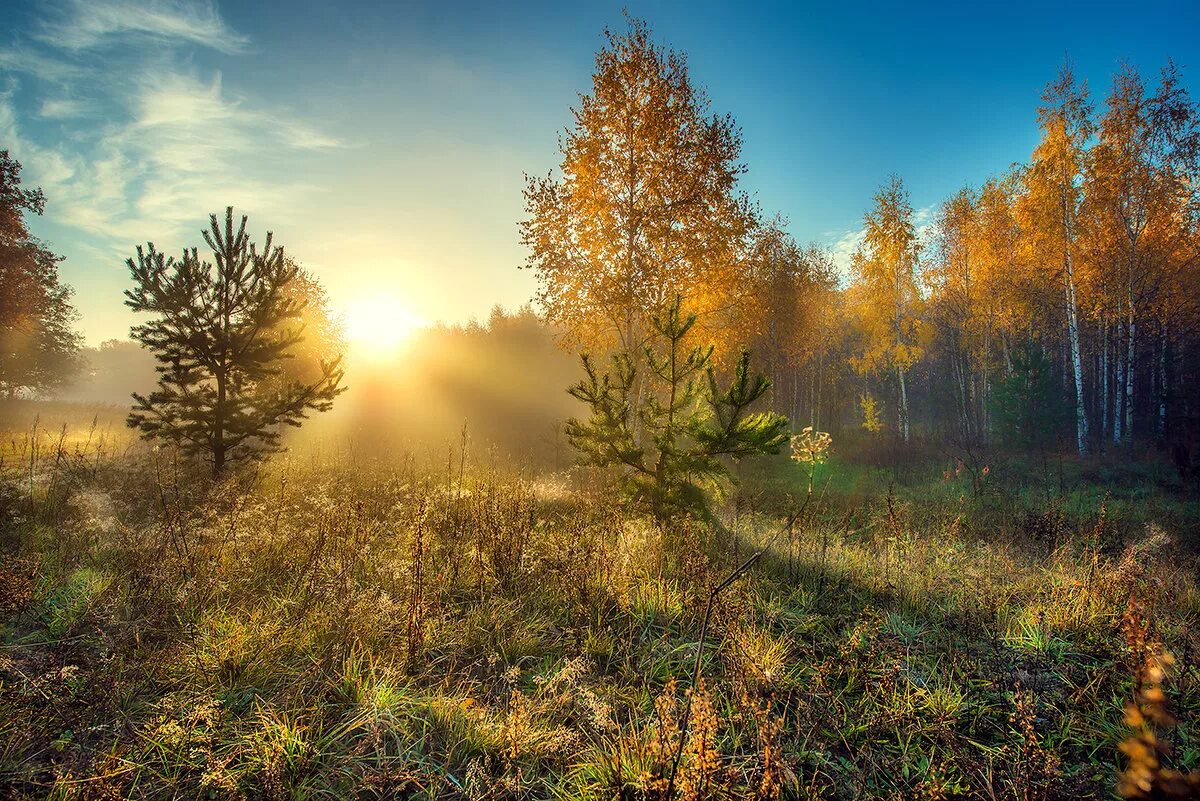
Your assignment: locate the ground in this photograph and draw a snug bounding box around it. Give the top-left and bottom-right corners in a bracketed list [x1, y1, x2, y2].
[1, 403, 1197, 800]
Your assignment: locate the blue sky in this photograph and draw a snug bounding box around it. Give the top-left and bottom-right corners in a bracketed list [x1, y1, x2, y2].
[1, 0, 1197, 344]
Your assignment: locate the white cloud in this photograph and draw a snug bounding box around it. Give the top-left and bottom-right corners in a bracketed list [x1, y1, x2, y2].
[36, 0, 249, 54]
[0, 3, 340, 247]
[0, 47, 85, 82]
[38, 97, 97, 118]
[129, 70, 340, 168]
[827, 226, 865, 283]
[824, 204, 938, 284]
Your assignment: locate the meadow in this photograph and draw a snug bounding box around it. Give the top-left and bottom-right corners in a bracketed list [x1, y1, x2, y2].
[4, 3, 1200, 799]
[1, 404, 1196, 800]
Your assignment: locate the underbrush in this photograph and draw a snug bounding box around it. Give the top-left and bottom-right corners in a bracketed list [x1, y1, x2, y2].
[1, 430, 1198, 799]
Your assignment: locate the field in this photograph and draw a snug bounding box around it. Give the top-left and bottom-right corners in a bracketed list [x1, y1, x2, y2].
[1, 404, 1197, 800]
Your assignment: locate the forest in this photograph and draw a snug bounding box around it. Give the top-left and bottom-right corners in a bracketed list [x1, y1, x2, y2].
[1, 10, 1199, 801]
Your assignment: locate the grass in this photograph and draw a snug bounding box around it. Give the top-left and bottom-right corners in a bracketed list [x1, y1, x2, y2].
[0, 407, 1197, 799]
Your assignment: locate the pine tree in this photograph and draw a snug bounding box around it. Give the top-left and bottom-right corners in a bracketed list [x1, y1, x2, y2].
[125, 207, 345, 475]
[565, 296, 788, 517]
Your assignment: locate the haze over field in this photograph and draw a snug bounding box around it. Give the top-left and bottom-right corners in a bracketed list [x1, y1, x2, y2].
[2, 2, 1200, 799]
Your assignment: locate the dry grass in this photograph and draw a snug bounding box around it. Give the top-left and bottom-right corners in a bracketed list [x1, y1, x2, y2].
[0, 409, 1197, 799]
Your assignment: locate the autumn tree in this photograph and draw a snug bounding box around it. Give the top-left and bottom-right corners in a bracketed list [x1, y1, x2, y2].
[126, 208, 345, 475]
[850, 175, 924, 443]
[1085, 62, 1200, 447]
[928, 186, 985, 440]
[264, 261, 345, 390]
[925, 174, 1031, 444]
[1139, 64, 1200, 447]
[1019, 63, 1093, 456]
[566, 296, 788, 517]
[737, 220, 839, 420]
[520, 16, 758, 361]
[975, 173, 1032, 428]
[0, 150, 82, 398]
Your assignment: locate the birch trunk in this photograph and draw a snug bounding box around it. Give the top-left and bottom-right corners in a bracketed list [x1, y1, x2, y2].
[1100, 317, 1109, 448]
[1113, 293, 1124, 444]
[1063, 194, 1088, 456]
[1124, 279, 1135, 446]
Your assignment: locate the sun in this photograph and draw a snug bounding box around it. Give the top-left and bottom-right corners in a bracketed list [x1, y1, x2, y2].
[343, 294, 424, 359]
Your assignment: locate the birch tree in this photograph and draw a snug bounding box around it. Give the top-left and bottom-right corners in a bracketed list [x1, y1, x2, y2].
[1020, 64, 1092, 456]
[850, 176, 924, 444]
[520, 16, 758, 360]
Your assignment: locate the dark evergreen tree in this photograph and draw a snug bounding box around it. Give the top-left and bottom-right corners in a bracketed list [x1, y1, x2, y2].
[125, 207, 345, 475]
[989, 340, 1071, 450]
[566, 297, 789, 516]
[0, 150, 82, 398]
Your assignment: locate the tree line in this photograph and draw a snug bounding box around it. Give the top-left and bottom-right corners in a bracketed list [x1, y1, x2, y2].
[3, 16, 1198, 478]
[522, 18, 1200, 463]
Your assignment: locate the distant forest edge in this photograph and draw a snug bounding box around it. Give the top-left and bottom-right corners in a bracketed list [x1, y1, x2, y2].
[2, 17, 1199, 472]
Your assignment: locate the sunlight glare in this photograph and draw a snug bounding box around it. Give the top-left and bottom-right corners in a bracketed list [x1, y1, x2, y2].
[343, 294, 424, 359]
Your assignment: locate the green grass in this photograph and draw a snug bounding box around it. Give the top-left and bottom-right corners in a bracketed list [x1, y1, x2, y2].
[1, 415, 1197, 799]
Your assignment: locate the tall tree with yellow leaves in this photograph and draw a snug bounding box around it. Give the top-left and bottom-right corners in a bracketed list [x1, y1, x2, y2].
[1085, 61, 1199, 447]
[1019, 63, 1092, 456]
[850, 175, 924, 444]
[1089, 64, 1156, 447]
[975, 172, 1029, 402]
[736, 219, 838, 419]
[929, 186, 985, 440]
[520, 16, 758, 361]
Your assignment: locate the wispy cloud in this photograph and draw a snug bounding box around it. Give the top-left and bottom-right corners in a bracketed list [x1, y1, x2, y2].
[38, 97, 98, 118]
[824, 204, 938, 284]
[0, 0, 340, 247]
[0, 46, 85, 82]
[827, 227, 865, 283]
[36, 0, 249, 53]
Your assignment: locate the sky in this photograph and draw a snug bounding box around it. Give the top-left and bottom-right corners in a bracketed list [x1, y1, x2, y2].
[1, 0, 1198, 346]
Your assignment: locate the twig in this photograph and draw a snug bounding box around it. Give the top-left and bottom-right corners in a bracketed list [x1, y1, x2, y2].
[664, 503, 804, 799]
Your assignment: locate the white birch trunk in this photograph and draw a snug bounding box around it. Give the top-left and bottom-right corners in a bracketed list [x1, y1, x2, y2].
[1100, 317, 1109, 447]
[1063, 220, 1088, 456]
[1124, 282, 1134, 446]
[1113, 293, 1124, 445]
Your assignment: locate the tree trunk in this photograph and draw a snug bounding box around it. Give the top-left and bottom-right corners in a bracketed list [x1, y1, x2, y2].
[1064, 261, 1088, 456]
[1157, 323, 1168, 441]
[792, 366, 799, 422]
[1124, 280, 1135, 447]
[955, 356, 970, 440]
[897, 366, 910, 444]
[1100, 317, 1109, 450]
[213, 368, 227, 476]
[1063, 189, 1088, 457]
[1113, 294, 1124, 445]
[983, 317, 991, 440]
[814, 352, 823, 431]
